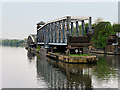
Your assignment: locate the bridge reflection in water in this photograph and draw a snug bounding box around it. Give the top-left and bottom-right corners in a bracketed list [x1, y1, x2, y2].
[36, 54, 94, 89]
[27, 50, 119, 89]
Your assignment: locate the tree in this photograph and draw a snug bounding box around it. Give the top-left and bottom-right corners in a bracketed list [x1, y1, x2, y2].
[113, 24, 120, 32]
[92, 21, 113, 49]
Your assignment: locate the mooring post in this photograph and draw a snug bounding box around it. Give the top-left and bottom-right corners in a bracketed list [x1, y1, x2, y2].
[76, 21, 79, 36]
[62, 20, 65, 43]
[71, 22, 73, 36]
[82, 20, 84, 36]
[58, 21, 61, 43]
[89, 17, 92, 32]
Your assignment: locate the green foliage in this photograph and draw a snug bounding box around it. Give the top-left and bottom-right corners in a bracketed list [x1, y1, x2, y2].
[70, 54, 91, 57]
[92, 22, 114, 48]
[1, 39, 25, 47]
[36, 45, 41, 52]
[36, 53, 40, 59]
[92, 56, 117, 80]
[113, 24, 120, 32]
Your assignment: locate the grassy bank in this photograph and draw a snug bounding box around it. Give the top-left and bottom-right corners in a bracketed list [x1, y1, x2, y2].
[69, 54, 91, 57]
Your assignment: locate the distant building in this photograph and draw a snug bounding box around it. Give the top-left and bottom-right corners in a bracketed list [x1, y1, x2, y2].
[118, 1, 120, 24]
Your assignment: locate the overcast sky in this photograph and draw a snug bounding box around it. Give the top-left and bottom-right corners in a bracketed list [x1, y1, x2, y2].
[1, 1, 119, 39]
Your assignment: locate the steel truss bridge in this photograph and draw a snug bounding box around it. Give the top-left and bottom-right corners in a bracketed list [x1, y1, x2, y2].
[28, 16, 93, 53]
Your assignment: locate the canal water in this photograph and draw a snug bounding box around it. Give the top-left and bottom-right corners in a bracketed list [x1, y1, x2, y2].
[2, 46, 120, 89]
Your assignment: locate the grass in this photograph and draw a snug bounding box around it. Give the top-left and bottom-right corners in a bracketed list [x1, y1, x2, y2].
[69, 54, 91, 57]
[54, 52, 91, 57]
[36, 46, 41, 52]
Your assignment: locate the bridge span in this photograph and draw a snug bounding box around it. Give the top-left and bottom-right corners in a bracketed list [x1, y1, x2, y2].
[28, 16, 94, 54]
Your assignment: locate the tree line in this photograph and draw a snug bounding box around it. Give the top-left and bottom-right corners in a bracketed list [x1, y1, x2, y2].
[0, 39, 25, 47]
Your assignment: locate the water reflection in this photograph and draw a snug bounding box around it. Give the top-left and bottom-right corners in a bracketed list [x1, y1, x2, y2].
[27, 50, 36, 61]
[27, 50, 119, 88]
[92, 55, 118, 82]
[36, 54, 95, 89]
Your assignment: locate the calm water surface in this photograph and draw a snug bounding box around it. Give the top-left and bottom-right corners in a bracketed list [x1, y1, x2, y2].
[2, 46, 120, 88]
